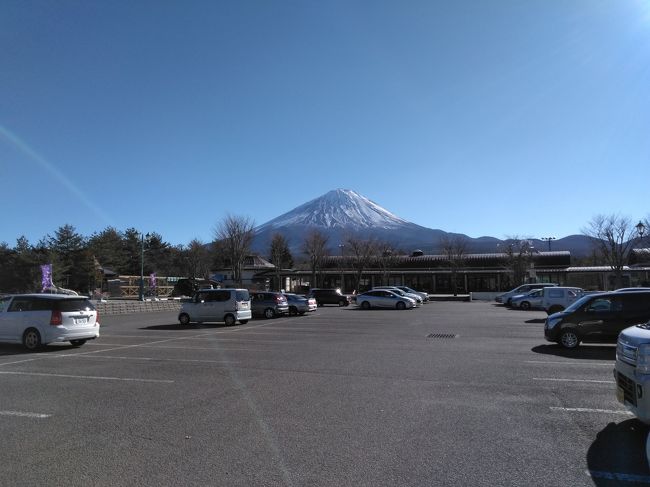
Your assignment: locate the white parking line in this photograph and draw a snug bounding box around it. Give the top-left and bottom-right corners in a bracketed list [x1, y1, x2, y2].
[0, 371, 174, 383]
[70, 355, 237, 365]
[525, 360, 613, 367]
[551, 407, 632, 415]
[533, 377, 615, 384]
[0, 410, 51, 418]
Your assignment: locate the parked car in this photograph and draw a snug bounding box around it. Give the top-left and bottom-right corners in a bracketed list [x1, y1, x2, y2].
[284, 293, 317, 315]
[251, 291, 289, 319]
[540, 286, 583, 314]
[509, 288, 544, 310]
[496, 283, 559, 306]
[615, 320, 650, 423]
[545, 290, 650, 348]
[372, 286, 423, 305]
[308, 288, 350, 307]
[0, 294, 100, 351]
[355, 290, 416, 310]
[178, 288, 251, 326]
[615, 288, 650, 292]
[395, 286, 429, 302]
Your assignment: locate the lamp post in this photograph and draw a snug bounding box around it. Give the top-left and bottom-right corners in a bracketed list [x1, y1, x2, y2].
[138, 232, 150, 301]
[540, 236, 556, 251]
[636, 221, 645, 244]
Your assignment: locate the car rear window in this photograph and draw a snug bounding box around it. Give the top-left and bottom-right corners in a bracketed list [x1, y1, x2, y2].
[54, 299, 95, 312]
[236, 290, 250, 301]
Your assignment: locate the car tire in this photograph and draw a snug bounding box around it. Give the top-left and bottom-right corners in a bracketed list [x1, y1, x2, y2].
[520, 301, 531, 310]
[23, 328, 42, 351]
[224, 314, 236, 327]
[361, 301, 370, 310]
[299, 311, 306, 316]
[239, 320, 248, 324]
[338, 300, 347, 307]
[289, 306, 298, 316]
[70, 339, 86, 347]
[179, 313, 191, 326]
[264, 308, 275, 319]
[396, 301, 406, 310]
[559, 329, 580, 349]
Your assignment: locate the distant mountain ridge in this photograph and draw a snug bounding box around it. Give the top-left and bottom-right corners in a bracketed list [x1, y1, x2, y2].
[251, 189, 593, 257]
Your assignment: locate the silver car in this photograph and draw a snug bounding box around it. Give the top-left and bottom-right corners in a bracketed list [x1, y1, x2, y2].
[509, 288, 544, 310]
[0, 294, 100, 351]
[395, 286, 429, 302]
[356, 290, 416, 310]
[372, 286, 422, 305]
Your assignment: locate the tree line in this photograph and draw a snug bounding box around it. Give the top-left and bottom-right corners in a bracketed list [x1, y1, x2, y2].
[1, 212, 647, 294]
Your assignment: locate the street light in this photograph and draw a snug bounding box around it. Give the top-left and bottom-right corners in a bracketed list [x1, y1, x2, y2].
[138, 232, 150, 301]
[540, 236, 556, 251]
[636, 221, 646, 243]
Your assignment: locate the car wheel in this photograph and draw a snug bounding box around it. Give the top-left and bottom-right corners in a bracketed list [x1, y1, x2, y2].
[559, 329, 580, 349]
[23, 328, 42, 351]
[179, 313, 191, 326]
[396, 301, 406, 310]
[224, 314, 236, 326]
[289, 306, 298, 316]
[520, 301, 531, 310]
[70, 339, 86, 347]
[264, 308, 275, 319]
[361, 301, 370, 310]
[338, 300, 347, 307]
[239, 320, 248, 324]
[298, 311, 306, 316]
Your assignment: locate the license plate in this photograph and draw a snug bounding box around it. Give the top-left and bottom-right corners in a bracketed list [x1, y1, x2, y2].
[74, 317, 88, 325]
[616, 385, 625, 404]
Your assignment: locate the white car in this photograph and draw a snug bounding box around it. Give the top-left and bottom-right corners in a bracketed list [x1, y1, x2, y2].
[179, 288, 252, 326]
[356, 290, 416, 310]
[0, 294, 100, 351]
[372, 286, 422, 305]
[395, 286, 429, 302]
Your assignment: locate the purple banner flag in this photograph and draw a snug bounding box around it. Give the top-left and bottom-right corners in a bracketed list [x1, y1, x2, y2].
[41, 264, 53, 292]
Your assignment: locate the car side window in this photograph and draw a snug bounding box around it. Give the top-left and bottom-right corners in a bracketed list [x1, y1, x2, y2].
[8, 298, 33, 312]
[0, 297, 11, 312]
[213, 291, 230, 302]
[586, 298, 611, 313]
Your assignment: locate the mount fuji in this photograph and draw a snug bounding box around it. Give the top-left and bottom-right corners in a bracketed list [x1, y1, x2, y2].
[252, 189, 498, 254]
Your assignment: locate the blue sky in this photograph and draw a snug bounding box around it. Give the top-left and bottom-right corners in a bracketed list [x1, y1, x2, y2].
[1, 0, 649, 246]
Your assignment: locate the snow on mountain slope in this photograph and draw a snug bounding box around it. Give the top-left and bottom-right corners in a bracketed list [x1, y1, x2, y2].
[256, 189, 408, 231]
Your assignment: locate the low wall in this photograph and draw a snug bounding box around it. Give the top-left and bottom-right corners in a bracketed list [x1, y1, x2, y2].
[469, 292, 501, 301]
[94, 299, 182, 316]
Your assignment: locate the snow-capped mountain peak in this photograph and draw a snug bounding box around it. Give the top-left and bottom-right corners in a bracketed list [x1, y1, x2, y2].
[257, 189, 409, 230]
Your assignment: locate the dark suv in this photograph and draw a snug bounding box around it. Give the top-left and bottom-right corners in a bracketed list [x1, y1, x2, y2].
[308, 288, 350, 307]
[251, 292, 289, 319]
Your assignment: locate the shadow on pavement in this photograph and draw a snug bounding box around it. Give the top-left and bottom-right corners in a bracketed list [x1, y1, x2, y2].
[531, 344, 616, 361]
[139, 323, 227, 331]
[587, 419, 650, 485]
[0, 343, 82, 356]
[525, 318, 546, 323]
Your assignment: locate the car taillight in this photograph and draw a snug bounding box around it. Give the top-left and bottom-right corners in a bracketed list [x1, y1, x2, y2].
[95, 310, 100, 325]
[50, 310, 62, 326]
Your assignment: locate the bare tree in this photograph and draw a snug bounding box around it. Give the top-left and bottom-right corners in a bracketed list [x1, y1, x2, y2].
[268, 233, 293, 291]
[501, 236, 535, 287]
[582, 214, 641, 289]
[441, 235, 468, 296]
[213, 214, 255, 287]
[302, 230, 329, 288]
[376, 241, 400, 286]
[345, 235, 377, 292]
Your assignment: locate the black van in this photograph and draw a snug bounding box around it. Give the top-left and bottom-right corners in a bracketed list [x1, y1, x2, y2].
[544, 290, 650, 349]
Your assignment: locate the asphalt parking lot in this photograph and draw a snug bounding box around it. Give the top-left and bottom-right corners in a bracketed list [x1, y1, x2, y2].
[0, 301, 647, 486]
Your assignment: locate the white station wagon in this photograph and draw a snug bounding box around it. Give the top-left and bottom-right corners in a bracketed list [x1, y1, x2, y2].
[0, 294, 100, 351]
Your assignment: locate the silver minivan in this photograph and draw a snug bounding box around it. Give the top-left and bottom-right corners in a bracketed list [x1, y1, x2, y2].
[0, 294, 100, 351]
[178, 288, 251, 326]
